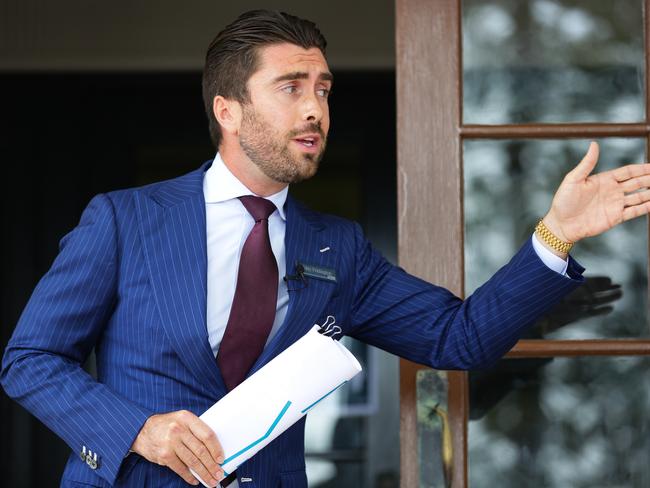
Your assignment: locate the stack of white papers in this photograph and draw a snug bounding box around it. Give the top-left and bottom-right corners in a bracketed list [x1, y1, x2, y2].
[193, 325, 362, 486]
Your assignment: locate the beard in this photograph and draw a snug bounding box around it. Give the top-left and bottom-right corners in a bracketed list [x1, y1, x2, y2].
[239, 104, 327, 184]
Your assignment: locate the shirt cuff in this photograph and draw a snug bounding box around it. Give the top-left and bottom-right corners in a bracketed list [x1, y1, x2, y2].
[531, 233, 569, 276]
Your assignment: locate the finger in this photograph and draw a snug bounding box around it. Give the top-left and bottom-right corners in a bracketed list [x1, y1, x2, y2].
[166, 452, 201, 486]
[586, 277, 615, 290]
[181, 430, 223, 481]
[188, 417, 225, 464]
[621, 173, 650, 192]
[624, 189, 650, 208]
[567, 141, 599, 181]
[591, 289, 623, 305]
[583, 276, 613, 290]
[176, 442, 218, 487]
[584, 306, 614, 318]
[623, 201, 650, 221]
[614, 163, 650, 183]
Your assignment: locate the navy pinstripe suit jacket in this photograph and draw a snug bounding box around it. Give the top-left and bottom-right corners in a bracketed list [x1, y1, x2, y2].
[2, 161, 584, 487]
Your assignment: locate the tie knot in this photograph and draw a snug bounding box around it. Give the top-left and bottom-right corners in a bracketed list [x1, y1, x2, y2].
[238, 195, 277, 222]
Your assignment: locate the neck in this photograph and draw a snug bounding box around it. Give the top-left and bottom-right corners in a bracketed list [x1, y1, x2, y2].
[219, 145, 287, 197]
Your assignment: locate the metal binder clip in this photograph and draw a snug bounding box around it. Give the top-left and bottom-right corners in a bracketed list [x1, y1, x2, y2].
[317, 315, 341, 338]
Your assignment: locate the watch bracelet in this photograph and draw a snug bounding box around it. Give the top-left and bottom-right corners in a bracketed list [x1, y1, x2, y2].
[535, 219, 573, 254]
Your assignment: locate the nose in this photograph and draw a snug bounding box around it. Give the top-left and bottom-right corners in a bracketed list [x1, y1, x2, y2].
[302, 91, 324, 123]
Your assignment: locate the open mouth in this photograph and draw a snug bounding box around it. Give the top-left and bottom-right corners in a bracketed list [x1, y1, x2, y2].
[293, 134, 320, 149]
[293, 134, 320, 148]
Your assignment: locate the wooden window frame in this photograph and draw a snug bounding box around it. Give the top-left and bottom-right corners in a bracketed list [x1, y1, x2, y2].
[396, 0, 650, 487]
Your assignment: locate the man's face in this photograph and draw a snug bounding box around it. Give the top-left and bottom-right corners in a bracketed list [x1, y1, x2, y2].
[238, 43, 332, 184]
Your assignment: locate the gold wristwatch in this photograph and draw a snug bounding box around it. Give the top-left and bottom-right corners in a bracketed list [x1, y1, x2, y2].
[535, 219, 573, 254]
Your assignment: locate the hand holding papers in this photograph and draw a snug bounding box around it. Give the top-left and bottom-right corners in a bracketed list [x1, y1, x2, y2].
[193, 324, 362, 486]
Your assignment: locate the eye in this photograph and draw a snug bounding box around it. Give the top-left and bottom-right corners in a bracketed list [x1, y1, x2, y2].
[316, 88, 331, 98]
[281, 85, 298, 94]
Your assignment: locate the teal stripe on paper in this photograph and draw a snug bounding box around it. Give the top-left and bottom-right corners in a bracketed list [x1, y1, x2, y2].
[221, 400, 292, 467]
[301, 381, 347, 414]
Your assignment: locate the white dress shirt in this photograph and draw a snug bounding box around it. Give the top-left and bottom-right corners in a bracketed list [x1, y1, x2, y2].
[532, 232, 569, 276]
[203, 153, 289, 358]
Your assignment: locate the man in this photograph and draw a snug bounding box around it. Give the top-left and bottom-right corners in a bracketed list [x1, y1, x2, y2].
[3, 9, 650, 488]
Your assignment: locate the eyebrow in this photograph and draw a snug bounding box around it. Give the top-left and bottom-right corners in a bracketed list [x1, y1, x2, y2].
[271, 71, 334, 84]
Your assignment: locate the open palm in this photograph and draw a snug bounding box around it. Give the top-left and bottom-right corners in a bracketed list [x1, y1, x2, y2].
[547, 142, 650, 243]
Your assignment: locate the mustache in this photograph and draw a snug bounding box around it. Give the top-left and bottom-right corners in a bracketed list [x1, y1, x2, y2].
[288, 123, 326, 139]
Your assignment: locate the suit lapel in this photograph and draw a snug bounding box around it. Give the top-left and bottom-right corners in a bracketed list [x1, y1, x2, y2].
[135, 171, 340, 393]
[248, 196, 340, 376]
[135, 163, 225, 397]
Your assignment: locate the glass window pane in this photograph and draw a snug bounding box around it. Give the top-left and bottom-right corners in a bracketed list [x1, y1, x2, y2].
[469, 356, 650, 487]
[464, 138, 648, 338]
[416, 369, 451, 488]
[304, 339, 400, 487]
[462, 0, 645, 124]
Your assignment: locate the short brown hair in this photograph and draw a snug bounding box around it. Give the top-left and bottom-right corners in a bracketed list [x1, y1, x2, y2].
[202, 10, 327, 149]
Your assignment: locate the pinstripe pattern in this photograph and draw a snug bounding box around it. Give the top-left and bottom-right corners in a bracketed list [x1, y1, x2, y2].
[1, 161, 584, 487]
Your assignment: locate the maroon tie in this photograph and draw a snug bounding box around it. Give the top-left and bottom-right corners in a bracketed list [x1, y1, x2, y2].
[217, 195, 279, 391]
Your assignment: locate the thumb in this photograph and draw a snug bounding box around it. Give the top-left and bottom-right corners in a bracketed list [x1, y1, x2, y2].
[567, 141, 599, 181]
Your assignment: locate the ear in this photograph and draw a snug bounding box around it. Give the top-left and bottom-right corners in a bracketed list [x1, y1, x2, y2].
[213, 95, 242, 136]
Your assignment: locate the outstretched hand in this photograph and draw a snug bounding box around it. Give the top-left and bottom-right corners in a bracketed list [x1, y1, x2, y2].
[543, 142, 650, 246]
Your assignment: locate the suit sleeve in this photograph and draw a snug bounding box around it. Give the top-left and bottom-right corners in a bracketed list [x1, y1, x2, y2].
[1, 193, 153, 486]
[346, 223, 585, 369]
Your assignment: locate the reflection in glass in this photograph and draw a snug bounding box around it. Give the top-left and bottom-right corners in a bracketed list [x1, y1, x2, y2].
[464, 138, 648, 338]
[305, 339, 369, 487]
[416, 370, 451, 488]
[462, 0, 644, 123]
[469, 356, 650, 487]
[305, 339, 400, 487]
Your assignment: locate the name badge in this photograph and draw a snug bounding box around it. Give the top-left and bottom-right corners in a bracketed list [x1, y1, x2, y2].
[300, 263, 337, 283]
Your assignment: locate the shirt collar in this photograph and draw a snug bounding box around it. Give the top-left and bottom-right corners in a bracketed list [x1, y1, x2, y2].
[204, 153, 288, 221]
